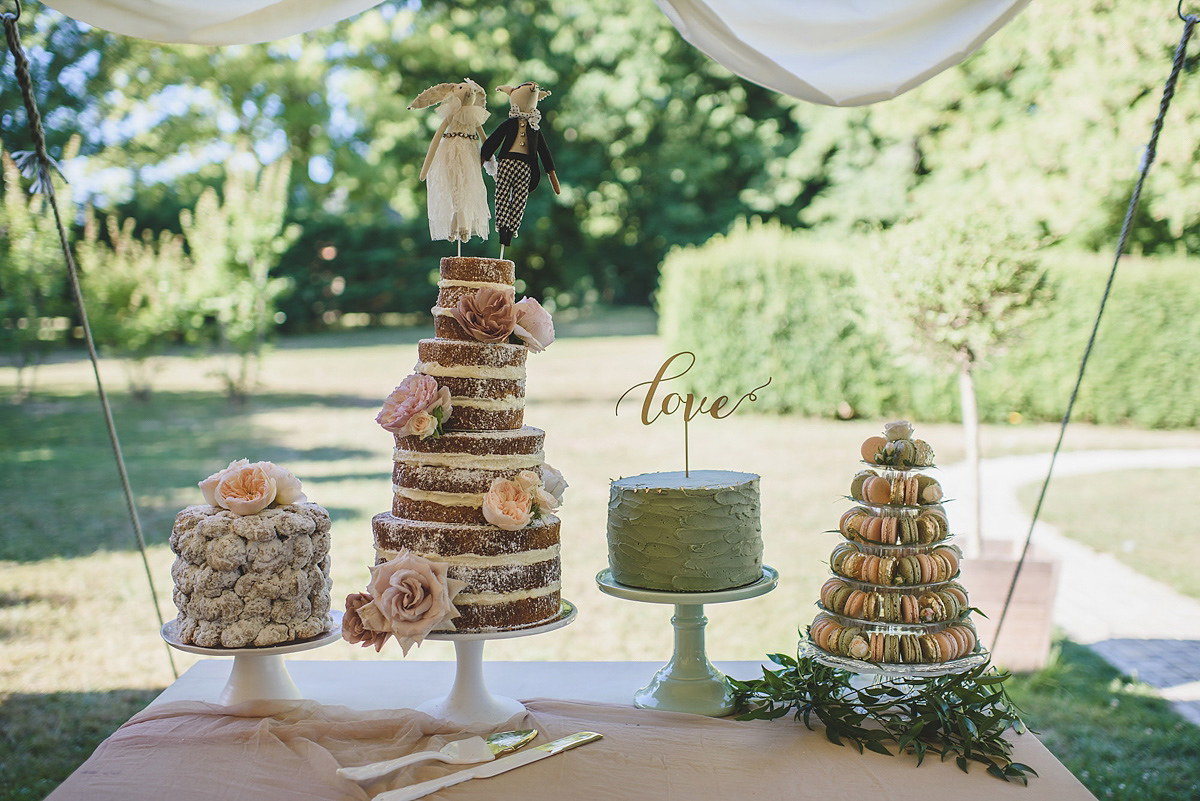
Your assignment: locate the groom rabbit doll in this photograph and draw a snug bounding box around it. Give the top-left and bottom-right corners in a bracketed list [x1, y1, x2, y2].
[481, 82, 560, 253]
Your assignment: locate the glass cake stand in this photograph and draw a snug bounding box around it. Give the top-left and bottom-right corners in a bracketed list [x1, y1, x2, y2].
[799, 637, 991, 679]
[595, 566, 778, 717]
[161, 612, 343, 705]
[416, 599, 577, 727]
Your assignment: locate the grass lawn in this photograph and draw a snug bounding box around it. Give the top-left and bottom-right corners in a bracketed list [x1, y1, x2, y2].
[1017, 469, 1200, 601]
[1007, 640, 1200, 800]
[4, 313, 1200, 800]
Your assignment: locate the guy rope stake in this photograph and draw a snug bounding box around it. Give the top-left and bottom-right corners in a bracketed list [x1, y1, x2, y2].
[2, 0, 178, 677]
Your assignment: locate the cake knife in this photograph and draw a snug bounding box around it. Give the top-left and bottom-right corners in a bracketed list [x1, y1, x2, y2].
[373, 731, 603, 801]
[337, 729, 538, 782]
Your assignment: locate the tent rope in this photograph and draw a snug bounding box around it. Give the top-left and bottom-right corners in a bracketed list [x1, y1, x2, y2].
[992, 10, 1196, 650]
[2, 2, 178, 678]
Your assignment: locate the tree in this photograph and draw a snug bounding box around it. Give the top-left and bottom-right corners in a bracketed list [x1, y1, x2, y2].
[76, 207, 194, 399]
[179, 151, 299, 401]
[0, 145, 71, 401]
[754, 1, 1200, 256]
[861, 206, 1050, 554]
[65, 0, 804, 308]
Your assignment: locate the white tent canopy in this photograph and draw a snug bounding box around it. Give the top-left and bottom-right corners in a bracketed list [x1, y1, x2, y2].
[43, 0, 1030, 105]
[654, 0, 1032, 106]
[41, 0, 383, 46]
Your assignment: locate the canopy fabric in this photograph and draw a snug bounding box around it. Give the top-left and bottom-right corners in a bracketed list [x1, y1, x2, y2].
[654, 0, 1032, 106]
[40, 0, 383, 45]
[41, 0, 1028, 104]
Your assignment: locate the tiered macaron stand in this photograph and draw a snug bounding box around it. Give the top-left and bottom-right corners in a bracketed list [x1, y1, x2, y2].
[161, 612, 344, 705]
[804, 459, 988, 679]
[596, 566, 778, 716]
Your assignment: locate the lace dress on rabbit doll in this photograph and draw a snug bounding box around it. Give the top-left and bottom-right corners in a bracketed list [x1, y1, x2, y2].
[426, 100, 491, 243]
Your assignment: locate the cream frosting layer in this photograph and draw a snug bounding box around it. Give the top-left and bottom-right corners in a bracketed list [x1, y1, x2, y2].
[453, 582, 561, 606]
[393, 448, 543, 470]
[607, 470, 763, 592]
[438, 279, 514, 291]
[392, 485, 482, 507]
[416, 360, 525, 380]
[377, 545, 560, 569]
[453, 396, 525, 411]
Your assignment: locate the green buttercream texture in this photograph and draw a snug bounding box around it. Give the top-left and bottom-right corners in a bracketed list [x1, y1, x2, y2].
[606, 470, 763, 591]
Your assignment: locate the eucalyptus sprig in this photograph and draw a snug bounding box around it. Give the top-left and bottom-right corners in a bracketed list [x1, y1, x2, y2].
[730, 650, 1037, 784]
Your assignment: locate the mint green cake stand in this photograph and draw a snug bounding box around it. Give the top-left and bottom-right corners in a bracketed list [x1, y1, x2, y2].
[595, 566, 778, 717]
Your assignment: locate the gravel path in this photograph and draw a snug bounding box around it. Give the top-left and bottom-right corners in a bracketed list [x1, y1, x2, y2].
[940, 449, 1200, 726]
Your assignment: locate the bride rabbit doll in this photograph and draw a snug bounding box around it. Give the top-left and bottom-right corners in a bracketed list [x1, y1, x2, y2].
[409, 78, 491, 247]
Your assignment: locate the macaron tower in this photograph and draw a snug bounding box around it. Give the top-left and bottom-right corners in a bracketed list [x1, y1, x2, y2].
[807, 421, 983, 666]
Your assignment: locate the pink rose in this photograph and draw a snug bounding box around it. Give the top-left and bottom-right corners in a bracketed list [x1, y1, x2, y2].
[215, 463, 277, 515]
[342, 592, 391, 652]
[540, 463, 568, 506]
[357, 552, 466, 655]
[377, 374, 453, 435]
[451, 287, 517, 343]
[257, 462, 307, 505]
[199, 458, 249, 506]
[482, 477, 533, 531]
[513, 297, 555, 352]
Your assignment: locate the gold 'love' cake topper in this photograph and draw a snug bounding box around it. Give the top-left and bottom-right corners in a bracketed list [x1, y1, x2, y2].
[615, 351, 771, 477]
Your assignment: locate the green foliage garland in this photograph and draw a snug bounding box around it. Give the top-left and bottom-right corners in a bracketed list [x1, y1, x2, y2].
[730, 651, 1037, 785]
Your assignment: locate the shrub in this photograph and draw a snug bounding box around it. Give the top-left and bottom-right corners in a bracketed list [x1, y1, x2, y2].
[658, 220, 1200, 428]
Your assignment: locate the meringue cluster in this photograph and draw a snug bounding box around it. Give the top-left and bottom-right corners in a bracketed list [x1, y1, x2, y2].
[169, 500, 332, 648]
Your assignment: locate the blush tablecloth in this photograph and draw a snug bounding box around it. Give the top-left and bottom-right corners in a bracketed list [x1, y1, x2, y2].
[46, 660, 1097, 801]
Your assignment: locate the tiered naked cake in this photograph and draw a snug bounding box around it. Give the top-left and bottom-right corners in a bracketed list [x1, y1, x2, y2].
[363, 256, 565, 637]
[808, 421, 982, 666]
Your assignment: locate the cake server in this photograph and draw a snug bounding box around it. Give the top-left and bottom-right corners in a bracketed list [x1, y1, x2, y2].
[337, 728, 538, 783]
[374, 731, 603, 801]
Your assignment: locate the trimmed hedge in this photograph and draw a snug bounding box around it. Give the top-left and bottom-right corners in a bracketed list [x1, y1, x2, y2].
[658, 219, 1200, 428]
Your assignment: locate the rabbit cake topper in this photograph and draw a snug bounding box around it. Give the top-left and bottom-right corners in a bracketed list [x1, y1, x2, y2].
[481, 81, 561, 258]
[409, 78, 491, 253]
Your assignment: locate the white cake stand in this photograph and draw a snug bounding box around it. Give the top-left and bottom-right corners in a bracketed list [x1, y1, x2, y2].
[596, 567, 778, 717]
[416, 599, 577, 726]
[161, 612, 342, 705]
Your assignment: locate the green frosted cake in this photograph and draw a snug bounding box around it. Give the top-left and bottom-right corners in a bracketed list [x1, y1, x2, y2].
[606, 470, 763, 592]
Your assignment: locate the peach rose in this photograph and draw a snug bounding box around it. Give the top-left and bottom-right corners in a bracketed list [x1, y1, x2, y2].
[848, 635, 870, 660]
[513, 469, 559, 518]
[406, 411, 439, 440]
[514, 470, 542, 492]
[451, 287, 517, 343]
[541, 463, 568, 506]
[342, 592, 391, 652]
[513, 297, 555, 352]
[482, 477, 533, 531]
[199, 458, 249, 506]
[356, 552, 466, 655]
[258, 462, 307, 505]
[532, 486, 559, 519]
[215, 463, 277, 515]
[377, 374, 453, 436]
